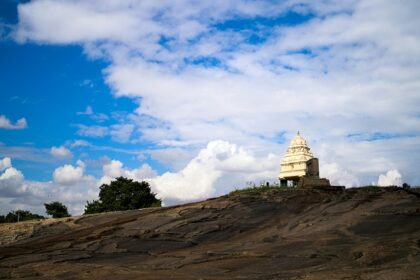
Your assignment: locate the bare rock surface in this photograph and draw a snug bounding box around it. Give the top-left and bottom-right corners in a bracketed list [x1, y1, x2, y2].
[0, 187, 419, 279]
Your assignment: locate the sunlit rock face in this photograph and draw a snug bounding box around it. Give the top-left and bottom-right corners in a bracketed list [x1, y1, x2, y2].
[279, 132, 317, 181]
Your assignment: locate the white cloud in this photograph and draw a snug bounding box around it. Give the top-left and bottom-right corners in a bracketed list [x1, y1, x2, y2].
[110, 124, 134, 143]
[69, 139, 90, 148]
[0, 140, 410, 217]
[50, 146, 73, 158]
[75, 122, 134, 143]
[102, 159, 123, 178]
[15, 0, 282, 44]
[76, 124, 109, 137]
[98, 160, 156, 186]
[0, 175, 99, 216]
[53, 160, 85, 185]
[0, 157, 98, 216]
[0, 144, 54, 164]
[0, 164, 25, 197]
[96, 141, 279, 205]
[77, 105, 108, 122]
[0, 115, 27, 129]
[3, 146, 268, 215]
[377, 169, 402, 187]
[321, 162, 359, 188]
[149, 148, 194, 170]
[151, 140, 279, 204]
[11, 0, 420, 187]
[0, 157, 12, 171]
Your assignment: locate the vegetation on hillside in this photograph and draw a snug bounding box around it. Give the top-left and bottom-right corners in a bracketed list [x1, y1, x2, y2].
[229, 181, 288, 195]
[44, 201, 71, 218]
[0, 210, 44, 224]
[84, 177, 161, 214]
[230, 182, 414, 195]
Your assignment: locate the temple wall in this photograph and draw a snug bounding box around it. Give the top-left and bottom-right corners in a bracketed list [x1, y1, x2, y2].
[306, 158, 320, 178]
[297, 177, 331, 188]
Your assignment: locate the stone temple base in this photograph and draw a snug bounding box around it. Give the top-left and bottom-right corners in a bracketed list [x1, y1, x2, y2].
[297, 176, 331, 189]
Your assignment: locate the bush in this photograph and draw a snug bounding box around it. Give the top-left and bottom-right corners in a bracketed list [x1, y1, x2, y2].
[0, 210, 44, 223]
[44, 201, 71, 218]
[84, 177, 161, 214]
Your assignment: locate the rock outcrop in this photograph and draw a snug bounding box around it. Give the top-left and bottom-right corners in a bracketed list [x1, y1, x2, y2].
[1, 187, 419, 279]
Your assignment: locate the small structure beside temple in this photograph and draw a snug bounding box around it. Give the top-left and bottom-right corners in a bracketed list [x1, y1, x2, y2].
[279, 132, 331, 188]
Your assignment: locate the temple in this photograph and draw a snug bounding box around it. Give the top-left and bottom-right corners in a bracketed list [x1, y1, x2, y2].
[279, 132, 331, 188]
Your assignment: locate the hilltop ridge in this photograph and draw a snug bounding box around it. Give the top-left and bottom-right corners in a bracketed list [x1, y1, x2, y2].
[1, 187, 419, 279]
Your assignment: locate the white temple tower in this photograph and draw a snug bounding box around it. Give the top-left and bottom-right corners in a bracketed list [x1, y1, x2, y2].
[279, 132, 330, 188]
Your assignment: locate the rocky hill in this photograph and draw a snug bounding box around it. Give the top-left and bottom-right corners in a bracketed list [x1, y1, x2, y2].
[0, 187, 419, 279]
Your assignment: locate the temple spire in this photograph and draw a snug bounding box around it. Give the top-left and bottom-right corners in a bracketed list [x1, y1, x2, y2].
[279, 132, 314, 180]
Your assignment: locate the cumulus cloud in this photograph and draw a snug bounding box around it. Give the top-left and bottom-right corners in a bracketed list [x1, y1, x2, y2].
[377, 169, 402, 187]
[2, 142, 276, 214]
[53, 160, 85, 185]
[321, 162, 359, 188]
[0, 157, 99, 215]
[0, 175, 99, 216]
[0, 140, 409, 216]
[0, 157, 12, 171]
[150, 148, 194, 170]
[151, 140, 279, 204]
[102, 160, 124, 179]
[15, 0, 418, 179]
[98, 160, 156, 186]
[0, 115, 27, 129]
[50, 146, 73, 158]
[95, 141, 279, 205]
[10, 0, 420, 189]
[0, 159, 25, 197]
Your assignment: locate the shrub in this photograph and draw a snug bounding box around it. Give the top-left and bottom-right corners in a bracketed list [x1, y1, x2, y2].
[230, 181, 288, 195]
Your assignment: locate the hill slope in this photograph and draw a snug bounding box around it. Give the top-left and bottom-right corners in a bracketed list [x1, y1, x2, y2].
[1, 187, 420, 279]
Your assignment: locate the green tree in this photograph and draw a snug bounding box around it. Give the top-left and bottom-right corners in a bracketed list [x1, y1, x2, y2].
[84, 200, 104, 214]
[44, 201, 71, 218]
[0, 210, 44, 223]
[84, 177, 161, 214]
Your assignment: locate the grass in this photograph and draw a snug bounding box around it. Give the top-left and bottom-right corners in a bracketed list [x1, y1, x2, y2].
[229, 182, 290, 195]
[229, 183, 418, 196]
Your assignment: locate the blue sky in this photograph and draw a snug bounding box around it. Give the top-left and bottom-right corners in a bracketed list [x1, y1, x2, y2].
[1, 0, 419, 215]
[0, 41, 166, 180]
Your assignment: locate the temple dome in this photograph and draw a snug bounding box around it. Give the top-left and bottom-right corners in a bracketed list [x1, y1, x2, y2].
[290, 131, 307, 147]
